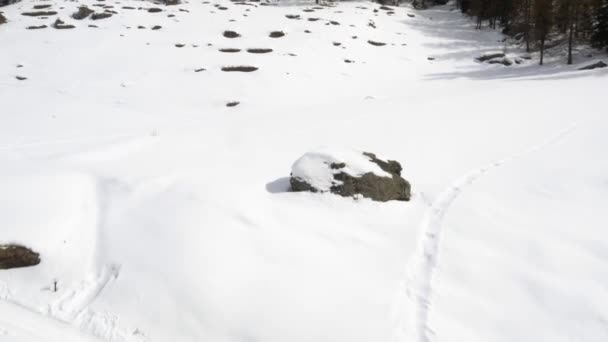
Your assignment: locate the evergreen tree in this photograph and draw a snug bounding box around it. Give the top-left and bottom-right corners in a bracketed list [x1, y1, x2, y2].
[592, 0, 608, 49]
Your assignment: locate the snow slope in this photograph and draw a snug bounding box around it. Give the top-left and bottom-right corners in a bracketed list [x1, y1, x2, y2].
[1, 1, 607, 342]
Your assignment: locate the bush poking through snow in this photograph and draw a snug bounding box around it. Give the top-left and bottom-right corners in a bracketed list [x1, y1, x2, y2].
[0, 12, 6, 25]
[0, 245, 40, 270]
[290, 148, 411, 202]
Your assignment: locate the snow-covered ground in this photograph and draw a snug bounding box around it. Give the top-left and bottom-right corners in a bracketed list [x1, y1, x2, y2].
[0, 1, 607, 341]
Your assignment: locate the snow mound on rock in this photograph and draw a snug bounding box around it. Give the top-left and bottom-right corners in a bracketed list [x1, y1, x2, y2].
[290, 147, 392, 192]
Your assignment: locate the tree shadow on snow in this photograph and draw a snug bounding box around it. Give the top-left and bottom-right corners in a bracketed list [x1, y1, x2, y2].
[407, 5, 608, 81]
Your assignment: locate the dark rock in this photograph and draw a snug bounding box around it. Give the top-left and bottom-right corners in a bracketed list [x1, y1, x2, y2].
[72, 6, 93, 20]
[33, 4, 52, 9]
[22, 11, 57, 17]
[488, 57, 513, 66]
[246, 48, 272, 53]
[91, 12, 112, 20]
[194, 68, 206, 72]
[368, 40, 386, 46]
[27, 24, 48, 29]
[148, 7, 162, 13]
[578, 61, 607, 71]
[0, 245, 40, 269]
[269, 30, 285, 38]
[221, 65, 258, 72]
[175, 43, 185, 47]
[285, 14, 300, 19]
[15, 75, 27, 80]
[223, 30, 240, 38]
[53, 18, 75, 29]
[476, 52, 506, 62]
[290, 152, 411, 202]
[219, 48, 241, 53]
[151, 25, 162, 30]
[226, 101, 240, 107]
[333, 42, 341, 46]
[0, 13, 6, 25]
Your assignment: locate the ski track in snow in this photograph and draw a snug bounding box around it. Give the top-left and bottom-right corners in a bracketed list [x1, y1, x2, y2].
[50, 264, 121, 322]
[398, 124, 579, 342]
[0, 178, 140, 341]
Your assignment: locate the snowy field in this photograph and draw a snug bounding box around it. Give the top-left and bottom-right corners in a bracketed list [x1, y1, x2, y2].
[1, 0, 607, 341]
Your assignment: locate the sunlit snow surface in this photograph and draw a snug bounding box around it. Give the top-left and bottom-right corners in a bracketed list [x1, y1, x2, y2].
[0, 1, 607, 342]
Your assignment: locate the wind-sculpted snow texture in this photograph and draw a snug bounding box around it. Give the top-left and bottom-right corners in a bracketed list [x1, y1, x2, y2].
[1, 1, 607, 342]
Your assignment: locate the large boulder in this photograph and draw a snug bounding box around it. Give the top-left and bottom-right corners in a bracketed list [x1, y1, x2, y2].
[0, 244, 40, 269]
[290, 148, 411, 202]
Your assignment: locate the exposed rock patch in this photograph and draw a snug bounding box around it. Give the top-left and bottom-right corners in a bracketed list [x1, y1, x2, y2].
[579, 61, 607, 70]
[223, 30, 240, 38]
[247, 48, 272, 53]
[221, 65, 258, 72]
[368, 40, 386, 46]
[0, 245, 40, 270]
[53, 18, 75, 29]
[72, 6, 93, 20]
[22, 11, 57, 17]
[27, 24, 48, 29]
[91, 12, 112, 20]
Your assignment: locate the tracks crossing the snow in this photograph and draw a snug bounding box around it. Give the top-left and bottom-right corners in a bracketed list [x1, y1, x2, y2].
[394, 124, 578, 342]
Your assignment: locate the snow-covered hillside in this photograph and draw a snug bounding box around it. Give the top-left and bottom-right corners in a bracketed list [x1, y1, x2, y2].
[1, 1, 607, 342]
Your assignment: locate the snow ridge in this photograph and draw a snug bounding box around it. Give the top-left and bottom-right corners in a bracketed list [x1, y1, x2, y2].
[398, 124, 579, 342]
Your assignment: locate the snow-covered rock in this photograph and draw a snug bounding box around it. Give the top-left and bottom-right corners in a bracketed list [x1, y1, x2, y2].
[290, 148, 411, 202]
